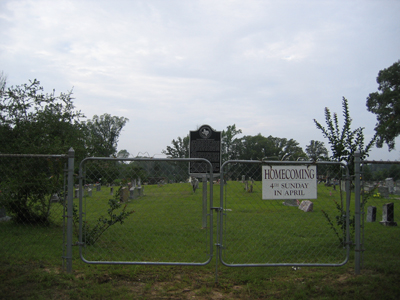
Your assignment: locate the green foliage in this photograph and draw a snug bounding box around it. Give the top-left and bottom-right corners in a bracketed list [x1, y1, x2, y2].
[0, 79, 86, 224]
[305, 140, 329, 161]
[314, 98, 373, 246]
[163, 124, 306, 163]
[221, 124, 242, 162]
[0, 158, 64, 225]
[366, 60, 400, 150]
[0, 79, 85, 155]
[314, 97, 376, 175]
[238, 134, 306, 161]
[83, 113, 129, 157]
[76, 187, 134, 246]
[162, 134, 190, 158]
[321, 197, 355, 247]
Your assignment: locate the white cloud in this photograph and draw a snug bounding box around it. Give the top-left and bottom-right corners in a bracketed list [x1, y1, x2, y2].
[1, 0, 400, 160]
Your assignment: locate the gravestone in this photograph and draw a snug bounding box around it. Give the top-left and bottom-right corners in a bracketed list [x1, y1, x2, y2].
[96, 184, 101, 192]
[74, 189, 79, 198]
[87, 188, 92, 197]
[129, 187, 135, 199]
[380, 202, 397, 226]
[110, 187, 114, 195]
[191, 177, 199, 192]
[385, 178, 394, 194]
[120, 187, 129, 202]
[298, 200, 313, 212]
[50, 193, 60, 203]
[394, 186, 400, 196]
[366, 206, 376, 222]
[378, 186, 389, 198]
[248, 184, 253, 193]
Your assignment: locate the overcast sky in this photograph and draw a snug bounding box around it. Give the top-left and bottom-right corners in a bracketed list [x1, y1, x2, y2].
[1, 0, 399, 160]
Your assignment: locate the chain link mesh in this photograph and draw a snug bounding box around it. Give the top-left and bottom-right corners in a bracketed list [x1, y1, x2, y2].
[219, 161, 349, 266]
[0, 154, 68, 263]
[79, 158, 212, 264]
[360, 161, 400, 268]
[5, 153, 397, 271]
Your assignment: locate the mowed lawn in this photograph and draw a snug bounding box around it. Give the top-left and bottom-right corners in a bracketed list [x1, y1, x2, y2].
[1, 181, 399, 299]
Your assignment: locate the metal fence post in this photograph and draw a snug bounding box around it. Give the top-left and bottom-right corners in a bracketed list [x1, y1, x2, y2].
[202, 175, 207, 228]
[354, 151, 361, 275]
[66, 148, 75, 273]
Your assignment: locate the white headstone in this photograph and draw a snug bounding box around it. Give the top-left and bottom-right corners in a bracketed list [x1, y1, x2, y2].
[298, 200, 313, 212]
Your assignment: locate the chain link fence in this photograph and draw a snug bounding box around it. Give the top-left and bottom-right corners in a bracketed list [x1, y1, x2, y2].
[78, 157, 214, 266]
[2, 151, 397, 274]
[218, 160, 351, 267]
[360, 160, 400, 270]
[0, 153, 69, 265]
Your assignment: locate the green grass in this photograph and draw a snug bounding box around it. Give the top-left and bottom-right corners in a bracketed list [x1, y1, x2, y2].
[1, 181, 399, 299]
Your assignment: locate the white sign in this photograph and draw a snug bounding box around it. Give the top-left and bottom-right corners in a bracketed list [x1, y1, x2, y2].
[262, 165, 317, 200]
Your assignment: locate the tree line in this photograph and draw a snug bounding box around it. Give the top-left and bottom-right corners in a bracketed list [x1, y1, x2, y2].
[162, 124, 329, 163]
[163, 59, 400, 172]
[0, 59, 398, 224]
[0, 77, 128, 161]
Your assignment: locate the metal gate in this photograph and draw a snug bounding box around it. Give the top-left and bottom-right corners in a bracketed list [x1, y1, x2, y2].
[217, 160, 351, 267]
[77, 157, 350, 269]
[78, 157, 214, 266]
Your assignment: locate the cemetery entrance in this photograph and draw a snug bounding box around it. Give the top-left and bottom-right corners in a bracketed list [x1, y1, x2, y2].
[78, 157, 214, 266]
[217, 160, 351, 268]
[77, 157, 351, 269]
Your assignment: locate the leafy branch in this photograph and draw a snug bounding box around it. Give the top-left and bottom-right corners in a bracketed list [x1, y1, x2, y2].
[74, 187, 134, 246]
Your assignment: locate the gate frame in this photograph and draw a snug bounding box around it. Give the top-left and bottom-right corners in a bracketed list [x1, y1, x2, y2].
[218, 159, 351, 268]
[77, 156, 215, 266]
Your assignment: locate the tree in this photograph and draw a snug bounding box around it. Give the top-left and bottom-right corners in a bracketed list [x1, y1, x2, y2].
[0, 79, 86, 224]
[162, 135, 189, 158]
[237, 134, 305, 161]
[117, 149, 130, 159]
[366, 60, 400, 151]
[0, 78, 85, 155]
[305, 140, 329, 161]
[221, 124, 242, 162]
[0, 71, 6, 97]
[314, 97, 376, 174]
[83, 113, 129, 157]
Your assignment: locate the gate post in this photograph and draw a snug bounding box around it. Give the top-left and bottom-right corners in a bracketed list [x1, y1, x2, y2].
[202, 175, 207, 228]
[66, 148, 75, 273]
[354, 151, 361, 274]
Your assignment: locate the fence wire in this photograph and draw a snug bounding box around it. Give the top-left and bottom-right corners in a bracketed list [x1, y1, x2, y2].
[0, 154, 68, 264]
[360, 160, 400, 270]
[218, 160, 350, 267]
[4, 152, 397, 274]
[78, 157, 214, 265]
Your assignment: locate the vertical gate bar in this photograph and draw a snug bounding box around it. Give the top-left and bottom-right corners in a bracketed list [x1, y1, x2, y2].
[62, 163, 67, 270]
[202, 175, 207, 228]
[345, 164, 351, 263]
[66, 148, 75, 273]
[354, 151, 361, 274]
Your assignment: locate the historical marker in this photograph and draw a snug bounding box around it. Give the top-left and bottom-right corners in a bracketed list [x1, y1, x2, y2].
[189, 125, 221, 176]
[262, 165, 317, 200]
